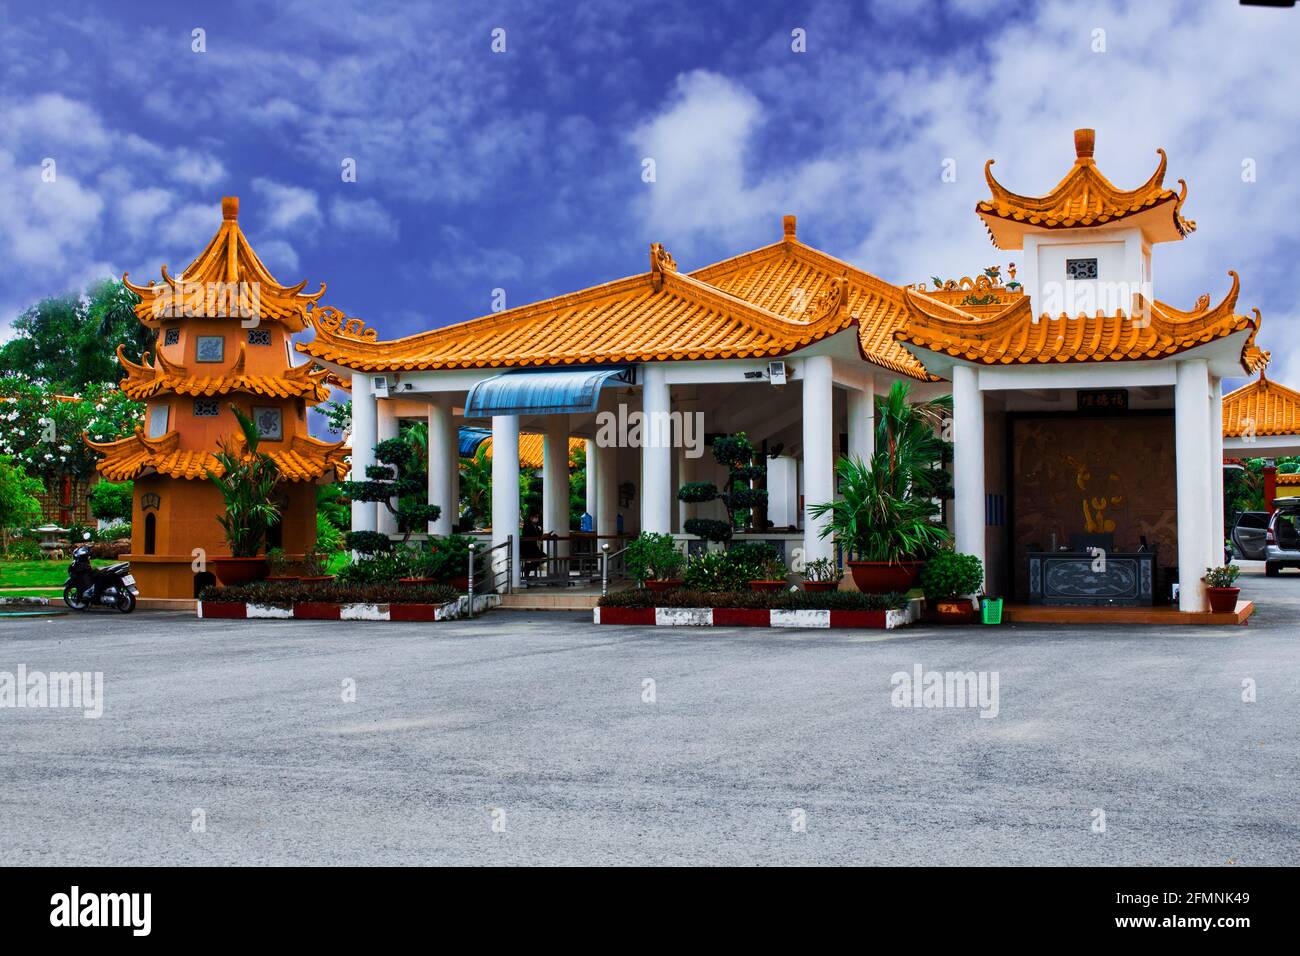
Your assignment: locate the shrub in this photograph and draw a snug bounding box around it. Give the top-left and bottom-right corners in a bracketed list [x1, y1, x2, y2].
[803, 557, 842, 583]
[315, 512, 344, 553]
[625, 532, 684, 584]
[681, 542, 779, 591]
[597, 588, 907, 611]
[1203, 565, 1241, 589]
[344, 530, 392, 555]
[338, 550, 415, 584]
[88, 480, 133, 523]
[199, 580, 458, 608]
[683, 518, 731, 542]
[919, 551, 984, 601]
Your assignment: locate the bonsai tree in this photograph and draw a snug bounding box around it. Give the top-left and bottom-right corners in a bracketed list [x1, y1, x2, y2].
[679, 432, 767, 543]
[340, 432, 441, 544]
[625, 531, 684, 586]
[919, 551, 984, 602]
[809, 381, 952, 563]
[208, 406, 282, 558]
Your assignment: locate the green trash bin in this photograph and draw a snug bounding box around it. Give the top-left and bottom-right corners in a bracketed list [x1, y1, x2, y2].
[981, 597, 1003, 625]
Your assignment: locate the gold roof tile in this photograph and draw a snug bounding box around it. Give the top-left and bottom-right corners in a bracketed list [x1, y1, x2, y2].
[1223, 372, 1300, 438]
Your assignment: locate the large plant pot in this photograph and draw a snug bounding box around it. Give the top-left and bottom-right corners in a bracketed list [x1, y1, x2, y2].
[802, 581, 839, 593]
[1207, 587, 1241, 614]
[931, 598, 976, 623]
[211, 556, 268, 586]
[645, 579, 683, 593]
[847, 560, 924, 594]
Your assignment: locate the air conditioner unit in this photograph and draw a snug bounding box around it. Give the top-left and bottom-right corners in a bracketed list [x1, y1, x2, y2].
[768, 360, 787, 385]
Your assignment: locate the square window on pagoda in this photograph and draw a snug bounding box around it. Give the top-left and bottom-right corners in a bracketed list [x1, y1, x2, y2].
[163, 327, 180, 347]
[193, 399, 220, 417]
[147, 404, 169, 439]
[247, 328, 271, 346]
[252, 406, 283, 441]
[1065, 258, 1098, 280]
[195, 335, 224, 363]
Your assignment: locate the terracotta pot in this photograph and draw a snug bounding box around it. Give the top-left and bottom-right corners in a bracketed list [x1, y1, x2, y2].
[645, 579, 683, 593]
[847, 560, 924, 594]
[1207, 587, 1241, 614]
[932, 598, 976, 622]
[802, 580, 839, 593]
[211, 557, 268, 586]
[749, 580, 787, 593]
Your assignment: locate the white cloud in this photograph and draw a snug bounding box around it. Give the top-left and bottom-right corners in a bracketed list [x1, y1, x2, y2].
[251, 177, 322, 232]
[117, 187, 175, 239]
[329, 196, 399, 241]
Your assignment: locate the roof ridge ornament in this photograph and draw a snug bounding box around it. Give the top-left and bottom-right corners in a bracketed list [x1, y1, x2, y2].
[314, 305, 378, 342]
[650, 242, 677, 292]
[1074, 127, 1095, 160]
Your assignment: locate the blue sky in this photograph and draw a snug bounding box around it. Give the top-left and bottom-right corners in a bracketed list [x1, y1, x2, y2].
[3, 0, 1299, 393]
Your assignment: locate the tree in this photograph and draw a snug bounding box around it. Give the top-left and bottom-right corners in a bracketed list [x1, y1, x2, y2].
[0, 455, 44, 556]
[340, 436, 440, 543]
[88, 480, 133, 523]
[678, 432, 768, 543]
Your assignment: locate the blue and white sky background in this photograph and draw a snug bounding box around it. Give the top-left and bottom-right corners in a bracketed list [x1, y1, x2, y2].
[2, 0, 1299, 393]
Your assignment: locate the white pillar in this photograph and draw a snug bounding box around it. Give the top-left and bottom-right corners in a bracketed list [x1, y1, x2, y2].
[349, 373, 378, 533]
[543, 415, 570, 557]
[584, 438, 597, 519]
[640, 364, 673, 534]
[846, 374, 875, 463]
[802, 355, 835, 565]
[1210, 377, 1225, 566]
[426, 395, 454, 536]
[376, 400, 399, 536]
[1175, 359, 1212, 612]
[491, 414, 521, 588]
[952, 364, 985, 586]
[597, 439, 618, 540]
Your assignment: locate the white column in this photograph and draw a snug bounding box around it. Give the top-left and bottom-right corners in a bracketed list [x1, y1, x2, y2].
[584, 438, 597, 519]
[640, 364, 673, 534]
[597, 439, 618, 540]
[846, 373, 875, 463]
[952, 364, 985, 586]
[426, 395, 453, 536]
[1210, 377, 1225, 566]
[491, 414, 521, 588]
[802, 355, 835, 565]
[543, 414, 570, 557]
[349, 373, 378, 533]
[1175, 359, 1212, 612]
[376, 400, 399, 536]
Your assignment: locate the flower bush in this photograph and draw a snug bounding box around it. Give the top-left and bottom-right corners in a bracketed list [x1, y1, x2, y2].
[1203, 565, 1241, 589]
[598, 588, 907, 611]
[919, 551, 984, 601]
[0, 375, 143, 483]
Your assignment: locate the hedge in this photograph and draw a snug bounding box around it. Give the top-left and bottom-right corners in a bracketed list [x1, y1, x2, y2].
[199, 580, 458, 608]
[597, 588, 908, 611]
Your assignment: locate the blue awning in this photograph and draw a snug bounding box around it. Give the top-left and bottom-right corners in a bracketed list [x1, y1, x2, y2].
[464, 366, 634, 418]
[457, 427, 493, 456]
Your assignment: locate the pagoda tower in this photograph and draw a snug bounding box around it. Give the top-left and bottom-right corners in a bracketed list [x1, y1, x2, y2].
[86, 196, 347, 600]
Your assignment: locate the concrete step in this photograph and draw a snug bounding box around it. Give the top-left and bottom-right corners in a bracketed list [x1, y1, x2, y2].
[499, 592, 602, 611]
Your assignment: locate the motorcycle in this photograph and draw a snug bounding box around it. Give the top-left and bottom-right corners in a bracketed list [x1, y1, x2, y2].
[63, 536, 137, 613]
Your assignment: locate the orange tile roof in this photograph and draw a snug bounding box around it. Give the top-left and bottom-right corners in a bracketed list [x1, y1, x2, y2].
[475, 433, 585, 469]
[123, 197, 325, 331]
[1223, 373, 1300, 438]
[118, 343, 332, 402]
[1277, 472, 1300, 486]
[85, 428, 347, 482]
[977, 129, 1195, 249]
[298, 225, 933, 381]
[897, 272, 1269, 375]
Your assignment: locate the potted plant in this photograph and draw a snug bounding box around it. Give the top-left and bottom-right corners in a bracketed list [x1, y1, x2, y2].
[808, 382, 952, 593]
[264, 547, 298, 583]
[299, 546, 335, 583]
[920, 551, 983, 621]
[1203, 564, 1242, 613]
[749, 555, 789, 593]
[802, 557, 842, 593]
[206, 406, 282, 586]
[626, 532, 685, 592]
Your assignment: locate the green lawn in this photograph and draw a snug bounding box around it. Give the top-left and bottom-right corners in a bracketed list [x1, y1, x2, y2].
[0, 559, 114, 591]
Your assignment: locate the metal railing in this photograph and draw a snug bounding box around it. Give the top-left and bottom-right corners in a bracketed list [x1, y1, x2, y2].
[467, 535, 513, 618]
[518, 534, 626, 589]
[600, 543, 630, 597]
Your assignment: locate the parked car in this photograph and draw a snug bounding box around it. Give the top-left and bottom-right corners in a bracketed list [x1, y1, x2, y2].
[1265, 502, 1300, 576]
[1231, 510, 1270, 561]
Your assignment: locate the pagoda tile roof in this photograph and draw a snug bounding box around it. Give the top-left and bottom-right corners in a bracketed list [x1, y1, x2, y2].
[977, 129, 1195, 249]
[472, 432, 585, 469]
[1277, 472, 1300, 486]
[123, 196, 325, 331]
[85, 428, 347, 482]
[1223, 373, 1300, 438]
[896, 271, 1268, 375]
[298, 226, 933, 381]
[118, 343, 332, 402]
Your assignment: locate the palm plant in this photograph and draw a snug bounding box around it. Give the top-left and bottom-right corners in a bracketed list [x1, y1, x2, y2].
[808, 381, 952, 563]
[208, 405, 282, 557]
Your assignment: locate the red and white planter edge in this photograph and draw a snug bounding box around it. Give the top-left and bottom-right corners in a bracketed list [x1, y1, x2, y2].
[196, 593, 500, 622]
[594, 599, 921, 629]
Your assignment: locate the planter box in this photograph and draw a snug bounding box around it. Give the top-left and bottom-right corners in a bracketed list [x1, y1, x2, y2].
[293, 602, 342, 620]
[197, 601, 247, 619]
[712, 607, 772, 627]
[595, 600, 920, 630]
[197, 593, 500, 623]
[246, 603, 294, 619]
